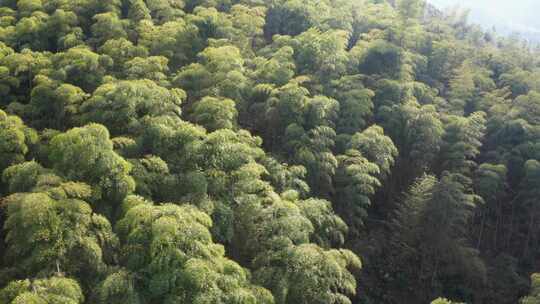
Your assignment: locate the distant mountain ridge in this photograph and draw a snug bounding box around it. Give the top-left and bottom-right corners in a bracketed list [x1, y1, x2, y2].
[427, 0, 540, 43]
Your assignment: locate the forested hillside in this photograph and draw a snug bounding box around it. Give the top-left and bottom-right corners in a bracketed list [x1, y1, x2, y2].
[0, 0, 539, 303]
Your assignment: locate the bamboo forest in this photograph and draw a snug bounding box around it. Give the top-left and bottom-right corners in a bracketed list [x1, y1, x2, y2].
[1, 0, 540, 303]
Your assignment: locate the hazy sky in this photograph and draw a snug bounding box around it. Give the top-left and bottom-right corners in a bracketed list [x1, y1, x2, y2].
[427, 0, 540, 33]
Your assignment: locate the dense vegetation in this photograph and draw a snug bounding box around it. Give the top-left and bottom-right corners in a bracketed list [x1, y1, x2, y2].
[0, 0, 540, 303]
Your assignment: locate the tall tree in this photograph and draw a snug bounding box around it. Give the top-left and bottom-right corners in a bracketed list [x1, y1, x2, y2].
[0, 109, 37, 174]
[0, 276, 84, 304]
[392, 173, 485, 302]
[115, 201, 274, 303]
[439, 112, 486, 176]
[3, 188, 117, 287]
[48, 124, 135, 216]
[80, 80, 184, 136]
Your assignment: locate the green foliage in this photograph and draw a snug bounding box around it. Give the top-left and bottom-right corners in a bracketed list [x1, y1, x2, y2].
[270, 28, 348, 81]
[330, 75, 374, 134]
[96, 270, 140, 304]
[353, 39, 404, 79]
[264, 0, 331, 38]
[379, 101, 444, 184]
[124, 56, 169, 86]
[474, 163, 507, 203]
[348, 125, 397, 178]
[431, 298, 462, 304]
[400, 103, 444, 168]
[334, 149, 381, 230]
[521, 274, 540, 304]
[137, 116, 206, 171]
[439, 111, 486, 175]
[98, 38, 148, 74]
[136, 19, 201, 68]
[285, 125, 338, 195]
[252, 46, 295, 86]
[0, 276, 84, 304]
[253, 244, 361, 304]
[396, 0, 425, 20]
[0, 48, 51, 104]
[392, 173, 485, 302]
[0, 109, 37, 172]
[296, 196, 348, 248]
[192, 96, 237, 131]
[48, 124, 135, 213]
[90, 12, 127, 46]
[51, 46, 110, 92]
[3, 190, 117, 282]
[1, 160, 46, 193]
[128, 155, 179, 202]
[115, 202, 274, 303]
[29, 75, 88, 129]
[145, 0, 185, 23]
[233, 189, 313, 261]
[261, 157, 310, 195]
[175, 44, 246, 101]
[510, 91, 540, 126]
[80, 80, 184, 136]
